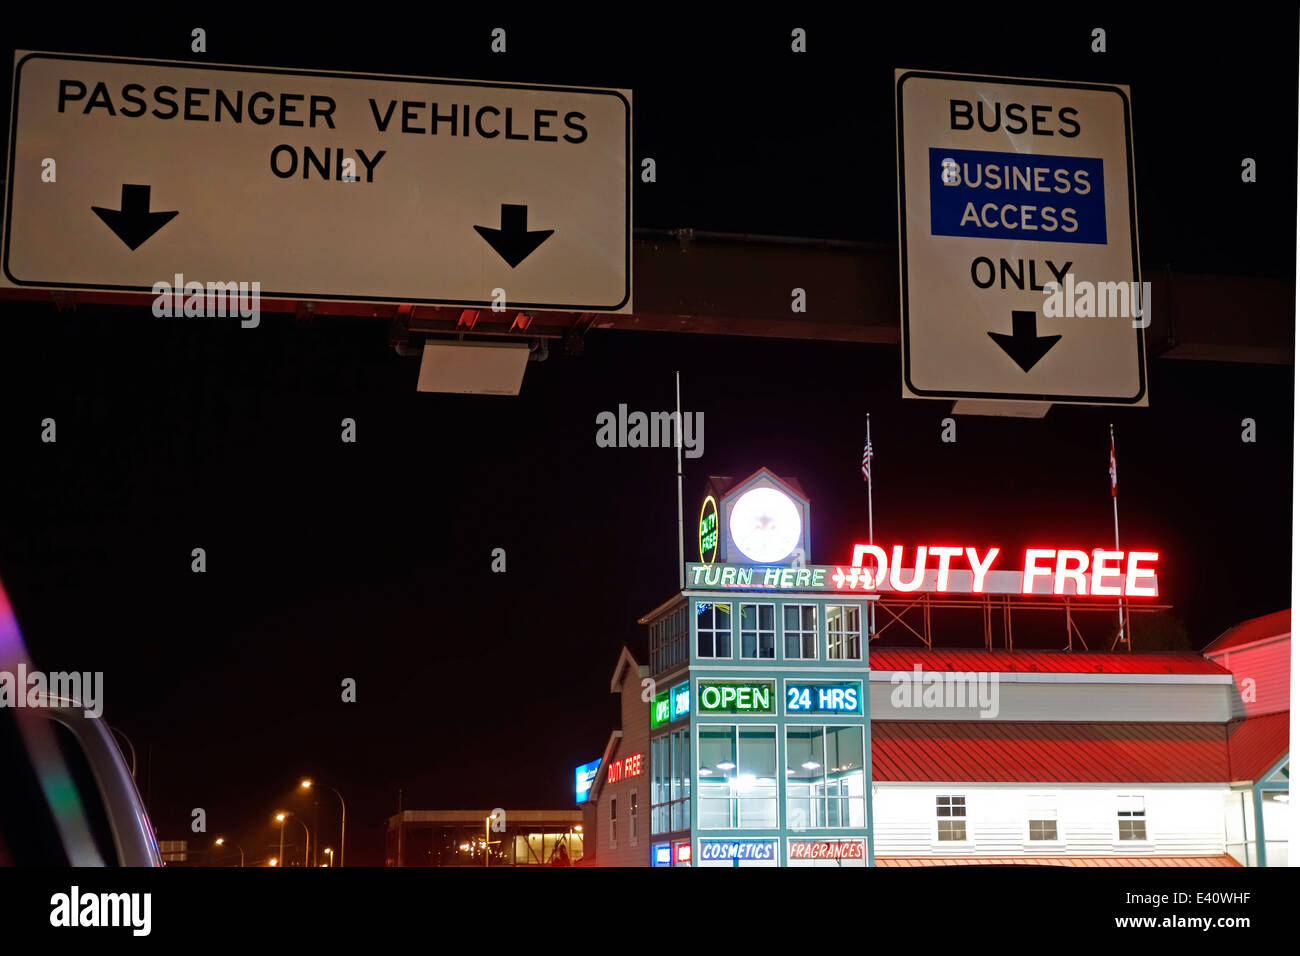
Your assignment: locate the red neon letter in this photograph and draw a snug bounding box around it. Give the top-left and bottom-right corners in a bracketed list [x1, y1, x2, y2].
[889, 546, 927, 592]
[966, 547, 1000, 593]
[1053, 549, 1090, 595]
[1022, 549, 1055, 594]
[1090, 550, 1124, 596]
[1125, 551, 1159, 597]
[929, 546, 962, 591]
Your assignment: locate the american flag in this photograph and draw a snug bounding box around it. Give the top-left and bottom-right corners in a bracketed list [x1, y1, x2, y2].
[1109, 433, 1118, 497]
[862, 437, 873, 483]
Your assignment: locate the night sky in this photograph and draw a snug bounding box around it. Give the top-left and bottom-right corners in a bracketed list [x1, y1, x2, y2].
[0, 8, 1294, 864]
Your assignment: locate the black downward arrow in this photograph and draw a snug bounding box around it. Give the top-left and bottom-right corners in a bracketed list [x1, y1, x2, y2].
[92, 185, 178, 251]
[474, 204, 554, 267]
[988, 310, 1062, 373]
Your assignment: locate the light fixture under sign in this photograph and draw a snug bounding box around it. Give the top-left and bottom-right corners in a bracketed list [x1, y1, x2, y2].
[416, 340, 530, 395]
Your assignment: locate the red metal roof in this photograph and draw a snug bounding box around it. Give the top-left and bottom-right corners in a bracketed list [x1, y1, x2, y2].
[877, 855, 1240, 867]
[869, 648, 1230, 676]
[872, 721, 1233, 783]
[1202, 610, 1290, 655]
[1226, 711, 1290, 782]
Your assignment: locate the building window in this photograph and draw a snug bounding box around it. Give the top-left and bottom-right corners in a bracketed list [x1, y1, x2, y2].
[1118, 795, 1147, 840]
[740, 603, 776, 659]
[783, 604, 818, 660]
[1028, 796, 1058, 841]
[610, 798, 617, 848]
[652, 730, 690, 835]
[785, 725, 866, 829]
[697, 602, 732, 658]
[936, 795, 966, 841]
[698, 725, 778, 829]
[826, 605, 862, 660]
[630, 792, 638, 844]
[649, 604, 690, 676]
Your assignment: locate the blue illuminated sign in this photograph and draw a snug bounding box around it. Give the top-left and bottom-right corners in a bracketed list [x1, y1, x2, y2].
[575, 759, 601, 803]
[699, 840, 776, 862]
[784, 680, 863, 715]
[671, 681, 690, 720]
[652, 843, 672, 867]
[928, 147, 1107, 245]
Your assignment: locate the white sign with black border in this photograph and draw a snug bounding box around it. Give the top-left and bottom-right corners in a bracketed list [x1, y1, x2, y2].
[3, 52, 631, 312]
[896, 69, 1145, 405]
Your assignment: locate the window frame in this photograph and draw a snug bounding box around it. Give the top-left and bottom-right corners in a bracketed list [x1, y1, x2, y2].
[697, 723, 779, 831]
[1116, 794, 1148, 842]
[1026, 794, 1060, 843]
[782, 603, 819, 661]
[935, 794, 968, 843]
[825, 604, 863, 661]
[696, 601, 734, 660]
[739, 602, 777, 660]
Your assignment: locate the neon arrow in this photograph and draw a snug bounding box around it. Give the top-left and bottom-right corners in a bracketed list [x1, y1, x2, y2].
[474, 204, 554, 267]
[91, 185, 179, 251]
[988, 310, 1062, 373]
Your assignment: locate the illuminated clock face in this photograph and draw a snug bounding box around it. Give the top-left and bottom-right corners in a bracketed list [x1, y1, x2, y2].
[728, 487, 802, 564]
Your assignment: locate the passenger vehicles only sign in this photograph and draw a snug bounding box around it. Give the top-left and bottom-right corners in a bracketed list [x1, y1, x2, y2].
[3, 52, 631, 312]
[896, 70, 1146, 406]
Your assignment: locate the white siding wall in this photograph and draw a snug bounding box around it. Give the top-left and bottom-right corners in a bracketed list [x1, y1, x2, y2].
[869, 677, 1234, 722]
[873, 785, 1227, 857]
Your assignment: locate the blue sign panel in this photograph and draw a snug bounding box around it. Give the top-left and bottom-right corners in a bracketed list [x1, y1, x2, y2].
[671, 681, 691, 720]
[784, 680, 863, 715]
[575, 759, 601, 803]
[929, 147, 1106, 245]
[652, 843, 672, 867]
[699, 840, 777, 862]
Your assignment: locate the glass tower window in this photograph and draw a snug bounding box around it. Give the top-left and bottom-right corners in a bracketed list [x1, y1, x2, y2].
[740, 603, 776, 659]
[699, 725, 778, 829]
[785, 726, 866, 829]
[826, 605, 862, 660]
[697, 603, 732, 658]
[783, 605, 817, 659]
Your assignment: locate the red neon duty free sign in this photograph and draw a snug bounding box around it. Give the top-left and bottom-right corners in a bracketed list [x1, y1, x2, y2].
[848, 545, 1158, 597]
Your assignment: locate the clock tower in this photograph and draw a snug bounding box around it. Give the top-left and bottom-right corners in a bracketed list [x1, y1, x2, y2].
[701, 467, 812, 567]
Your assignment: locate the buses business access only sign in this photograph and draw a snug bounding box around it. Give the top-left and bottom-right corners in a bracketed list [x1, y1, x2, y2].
[896, 70, 1145, 406]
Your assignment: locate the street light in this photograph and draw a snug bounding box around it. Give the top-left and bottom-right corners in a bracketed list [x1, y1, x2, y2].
[322, 847, 333, 867]
[214, 837, 244, 867]
[300, 779, 347, 868]
[275, 811, 311, 867]
[269, 858, 278, 867]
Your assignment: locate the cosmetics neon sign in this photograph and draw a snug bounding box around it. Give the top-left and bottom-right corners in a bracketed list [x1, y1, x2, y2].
[686, 545, 1158, 597]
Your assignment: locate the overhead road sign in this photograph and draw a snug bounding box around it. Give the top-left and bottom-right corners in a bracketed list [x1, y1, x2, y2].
[896, 69, 1144, 406]
[3, 52, 631, 312]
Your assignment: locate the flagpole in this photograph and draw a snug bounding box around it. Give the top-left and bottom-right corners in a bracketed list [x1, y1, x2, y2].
[866, 413, 875, 638]
[1111, 423, 1125, 649]
[675, 372, 685, 591]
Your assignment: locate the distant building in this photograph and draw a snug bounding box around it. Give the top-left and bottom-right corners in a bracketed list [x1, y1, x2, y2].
[579, 647, 651, 866]
[157, 840, 187, 864]
[385, 810, 583, 866]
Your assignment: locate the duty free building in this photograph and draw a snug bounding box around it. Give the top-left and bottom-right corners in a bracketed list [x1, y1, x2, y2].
[577, 468, 1290, 867]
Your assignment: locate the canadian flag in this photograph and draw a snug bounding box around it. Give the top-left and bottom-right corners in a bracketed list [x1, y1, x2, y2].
[1109, 433, 1118, 497]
